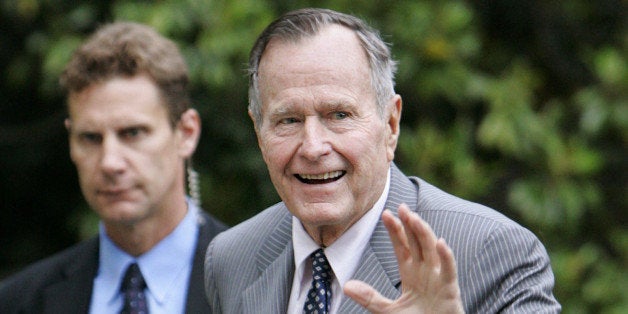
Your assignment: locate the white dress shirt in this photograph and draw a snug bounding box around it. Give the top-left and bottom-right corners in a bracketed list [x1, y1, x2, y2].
[287, 169, 391, 314]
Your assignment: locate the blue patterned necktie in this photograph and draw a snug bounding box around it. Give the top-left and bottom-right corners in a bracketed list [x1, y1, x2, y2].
[120, 263, 149, 314]
[303, 248, 333, 314]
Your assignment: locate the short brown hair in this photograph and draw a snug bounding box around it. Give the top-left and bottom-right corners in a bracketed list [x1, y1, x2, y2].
[60, 22, 190, 125]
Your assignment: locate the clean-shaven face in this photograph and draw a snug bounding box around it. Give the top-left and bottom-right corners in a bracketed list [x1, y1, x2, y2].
[254, 25, 401, 244]
[66, 75, 190, 229]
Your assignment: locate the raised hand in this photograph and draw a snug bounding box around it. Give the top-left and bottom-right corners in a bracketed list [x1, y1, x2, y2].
[344, 204, 464, 313]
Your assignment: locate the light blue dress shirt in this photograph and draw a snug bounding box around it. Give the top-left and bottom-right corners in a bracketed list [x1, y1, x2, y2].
[89, 200, 199, 314]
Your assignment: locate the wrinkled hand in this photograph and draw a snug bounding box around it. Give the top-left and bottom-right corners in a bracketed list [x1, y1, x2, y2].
[344, 204, 464, 313]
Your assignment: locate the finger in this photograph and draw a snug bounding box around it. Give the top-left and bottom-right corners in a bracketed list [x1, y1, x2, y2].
[382, 209, 410, 263]
[399, 205, 439, 267]
[436, 238, 458, 283]
[344, 280, 393, 314]
[415, 214, 439, 268]
[396, 205, 418, 260]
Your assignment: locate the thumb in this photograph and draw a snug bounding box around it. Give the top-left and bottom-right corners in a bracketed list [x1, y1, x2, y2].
[344, 280, 392, 313]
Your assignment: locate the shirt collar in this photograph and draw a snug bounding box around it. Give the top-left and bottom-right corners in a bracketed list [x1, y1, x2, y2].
[292, 167, 391, 287]
[98, 199, 200, 306]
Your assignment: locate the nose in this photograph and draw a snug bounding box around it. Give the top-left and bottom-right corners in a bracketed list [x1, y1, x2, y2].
[99, 136, 126, 174]
[298, 117, 332, 161]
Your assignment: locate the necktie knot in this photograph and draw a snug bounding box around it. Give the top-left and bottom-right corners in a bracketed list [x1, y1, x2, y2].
[311, 249, 332, 284]
[304, 248, 333, 314]
[121, 263, 146, 291]
[120, 263, 148, 314]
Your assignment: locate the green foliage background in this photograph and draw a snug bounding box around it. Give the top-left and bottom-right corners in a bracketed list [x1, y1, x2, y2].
[0, 0, 625, 312]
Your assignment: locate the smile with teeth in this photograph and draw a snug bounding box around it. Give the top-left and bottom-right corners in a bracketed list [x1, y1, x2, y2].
[296, 170, 346, 184]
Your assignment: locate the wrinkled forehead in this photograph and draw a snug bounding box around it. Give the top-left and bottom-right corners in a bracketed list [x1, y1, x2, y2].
[262, 25, 367, 66]
[258, 25, 371, 90]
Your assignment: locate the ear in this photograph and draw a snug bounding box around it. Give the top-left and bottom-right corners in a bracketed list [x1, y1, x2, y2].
[249, 109, 273, 166]
[385, 94, 402, 162]
[248, 109, 263, 147]
[248, 109, 259, 132]
[64, 118, 72, 132]
[64, 118, 77, 163]
[177, 109, 201, 158]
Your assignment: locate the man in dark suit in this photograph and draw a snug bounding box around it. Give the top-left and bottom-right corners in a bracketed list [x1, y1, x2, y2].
[204, 8, 560, 313]
[0, 22, 227, 313]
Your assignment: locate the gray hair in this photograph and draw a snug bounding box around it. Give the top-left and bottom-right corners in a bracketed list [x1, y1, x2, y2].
[247, 8, 398, 128]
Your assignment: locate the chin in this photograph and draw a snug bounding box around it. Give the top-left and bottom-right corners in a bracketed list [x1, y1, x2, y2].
[296, 206, 352, 227]
[104, 213, 145, 227]
[99, 205, 144, 222]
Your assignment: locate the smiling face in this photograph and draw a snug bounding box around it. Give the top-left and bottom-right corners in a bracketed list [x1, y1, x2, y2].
[66, 75, 199, 238]
[254, 25, 401, 245]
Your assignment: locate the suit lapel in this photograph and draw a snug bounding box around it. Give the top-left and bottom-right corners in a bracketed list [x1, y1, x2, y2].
[339, 245, 401, 313]
[242, 207, 294, 313]
[339, 164, 419, 312]
[237, 165, 418, 312]
[185, 212, 225, 313]
[41, 238, 99, 314]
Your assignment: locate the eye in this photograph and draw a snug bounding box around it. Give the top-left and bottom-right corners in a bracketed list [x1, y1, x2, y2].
[78, 132, 102, 144]
[331, 111, 349, 120]
[120, 127, 147, 140]
[279, 117, 300, 125]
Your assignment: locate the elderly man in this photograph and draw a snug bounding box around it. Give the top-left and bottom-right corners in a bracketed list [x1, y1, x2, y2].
[204, 8, 560, 313]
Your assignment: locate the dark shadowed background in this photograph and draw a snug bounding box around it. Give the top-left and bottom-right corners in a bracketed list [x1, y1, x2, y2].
[1, 1, 625, 312]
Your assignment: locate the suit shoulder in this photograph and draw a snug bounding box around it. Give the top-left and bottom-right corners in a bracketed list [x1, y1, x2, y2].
[210, 203, 290, 251]
[197, 210, 229, 238]
[414, 177, 529, 231]
[1, 237, 98, 286]
[204, 204, 292, 312]
[205, 203, 291, 278]
[411, 177, 546, 259]
[406, 176, 559, 311]
[0, 237, 98, 310]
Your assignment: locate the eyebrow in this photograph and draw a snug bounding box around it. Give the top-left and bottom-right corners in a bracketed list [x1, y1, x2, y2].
[268, 105, 296, 117]
[323, 101, 354, 112]
[268, 99, 355, 115]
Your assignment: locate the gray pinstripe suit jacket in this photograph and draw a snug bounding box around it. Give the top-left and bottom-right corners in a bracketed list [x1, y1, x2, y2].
[204, 164, 560, 313]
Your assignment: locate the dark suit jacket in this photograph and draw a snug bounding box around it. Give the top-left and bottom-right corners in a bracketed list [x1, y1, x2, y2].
[0, 211, 227, 314]
[205, 164, 561, 313]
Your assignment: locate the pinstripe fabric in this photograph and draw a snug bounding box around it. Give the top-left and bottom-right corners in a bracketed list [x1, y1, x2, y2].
[205, 163, 560, 313]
